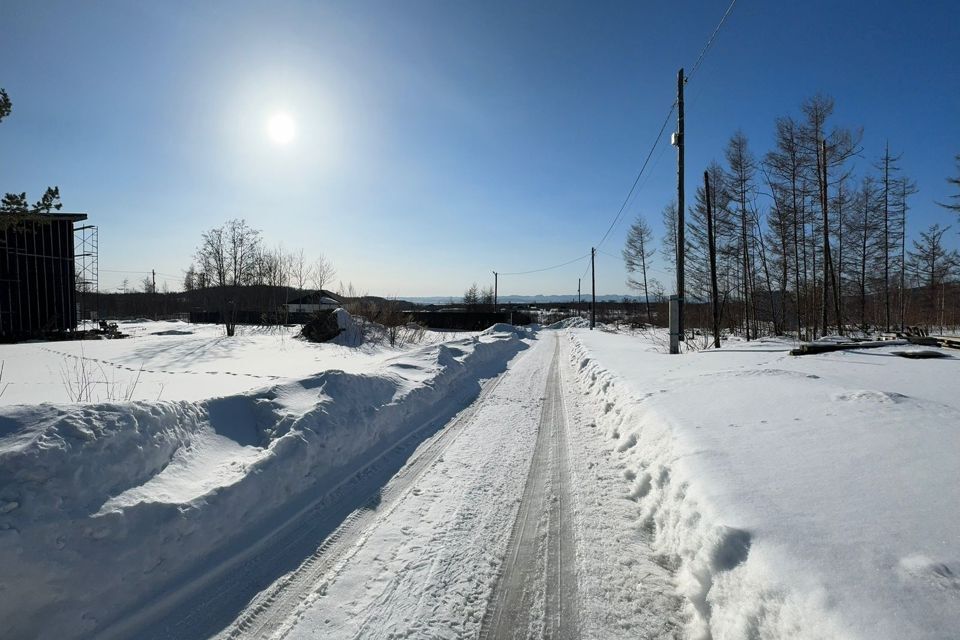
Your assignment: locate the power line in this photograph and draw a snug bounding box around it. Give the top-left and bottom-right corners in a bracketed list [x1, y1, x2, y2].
[498, 0, 737, 279]
[595, 102, 676, 251]
[579, 254, 592, 280]
[596, 248, 622, 260]
[685, 0, 738, 85]
[595, 0, 737, 251]
[499, 253, 591, 276]
[101, 268, 153, 274]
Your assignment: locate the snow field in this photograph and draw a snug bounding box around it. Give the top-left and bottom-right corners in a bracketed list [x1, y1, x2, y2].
[0, 319, 476, 406]
[566, 329, 960, 640]
[0, 326, 528, 639]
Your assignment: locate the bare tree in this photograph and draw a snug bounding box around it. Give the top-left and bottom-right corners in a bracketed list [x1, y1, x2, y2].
[311, 254, 336, 293]
[894, 175, 918, 330]
[479, 286, 494, 307]
[845, 176, 880, 328]
[876, 143, 903, 331]
[195, 219, 263, 335]
[290, 249, 310, 292]
[725, 131, 758, 340]
[623, 214, 656, 324]
[765, 116, 810, 338]
[183, 264, 197, 291]
[936, 154, 960, 219]
[660, 201, 679, 277]
[908, 224, 958, 329]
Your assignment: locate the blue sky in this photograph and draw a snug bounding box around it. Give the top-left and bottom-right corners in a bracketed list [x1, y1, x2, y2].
[2, 1, 959, 297]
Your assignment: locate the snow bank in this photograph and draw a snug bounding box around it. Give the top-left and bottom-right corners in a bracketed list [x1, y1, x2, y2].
[480, 322, 536, 337]
[0, 330, 526, 639]
[544, 316, 590, 330]
[567, 331, 960, 640]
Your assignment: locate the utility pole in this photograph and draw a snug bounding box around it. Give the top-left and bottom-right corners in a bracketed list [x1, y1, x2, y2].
[577, 278, 581, 317]
[674, 68, 686, 352]
[705, 171, 721, 349]
[590, 248, 596, 330]
[152, 269, 157, 321]
[492, 271, 498, 310]
[883, 141, 890, 332]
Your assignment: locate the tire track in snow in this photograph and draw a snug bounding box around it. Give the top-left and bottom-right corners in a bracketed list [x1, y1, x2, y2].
[97, 362, 512, 640]
[480, 336, 580, 639]
[218, 366, 513, 640]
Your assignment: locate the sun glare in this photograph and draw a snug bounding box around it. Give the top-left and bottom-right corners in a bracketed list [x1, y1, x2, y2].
[266, 112, 296, 145]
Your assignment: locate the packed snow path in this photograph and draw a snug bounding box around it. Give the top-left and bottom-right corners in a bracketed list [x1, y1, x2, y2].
[128, 332, 681, 640]
[220, 366, 514, 640]
[98, 349, 523, 640]
[480, 338, 579, 640]
[250, 334, 561, 639]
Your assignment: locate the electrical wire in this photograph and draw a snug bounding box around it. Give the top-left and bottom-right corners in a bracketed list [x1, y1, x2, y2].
[594, 0, 737, 251]
[499, 253, 591, 276]
[595, 102, 677, 251]
[497, 0, 737, 279]
[685, 0, 738, 85]
[579, 257, 591, 280]
[100, 268, 153, 274]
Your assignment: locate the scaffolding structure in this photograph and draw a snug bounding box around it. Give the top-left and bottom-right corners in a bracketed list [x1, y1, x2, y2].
[75, 224, 99, 323]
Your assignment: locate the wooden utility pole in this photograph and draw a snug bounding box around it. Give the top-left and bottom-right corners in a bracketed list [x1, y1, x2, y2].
[883, 141, 891, 332]
[590, 248, 596, 330]
[492, 271, 498, 310]
[676, 68, 686, 347]
[577, 278, 581, 315]
[705, 171, 721, 349]
[899, 180, 907, 332]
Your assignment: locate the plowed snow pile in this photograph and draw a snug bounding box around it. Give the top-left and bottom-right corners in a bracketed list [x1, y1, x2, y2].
[0, 327, 527, 639]
[569, 329, 959, 640]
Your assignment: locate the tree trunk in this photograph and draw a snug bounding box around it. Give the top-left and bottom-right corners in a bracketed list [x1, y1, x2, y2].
[706, 171, 721, 348]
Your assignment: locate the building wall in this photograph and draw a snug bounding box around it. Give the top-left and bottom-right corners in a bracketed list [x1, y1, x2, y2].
[0, 218, 79, 339]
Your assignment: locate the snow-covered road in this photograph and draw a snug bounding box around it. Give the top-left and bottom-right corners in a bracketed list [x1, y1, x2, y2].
[216, 332, 681, 640]
[252, 335, 558, 639]
[6, 324, 954, 639]
[480, 338, 579, 640]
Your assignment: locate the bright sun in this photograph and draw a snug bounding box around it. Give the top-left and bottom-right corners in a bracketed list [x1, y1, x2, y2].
[266, 112, 296, 145]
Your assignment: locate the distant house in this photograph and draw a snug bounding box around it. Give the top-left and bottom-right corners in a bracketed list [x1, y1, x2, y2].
[284, 290, 342, 314]
[0, 212, 87, 339]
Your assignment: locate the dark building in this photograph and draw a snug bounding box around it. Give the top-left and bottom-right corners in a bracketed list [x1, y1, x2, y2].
[0, 212, 88, 340]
